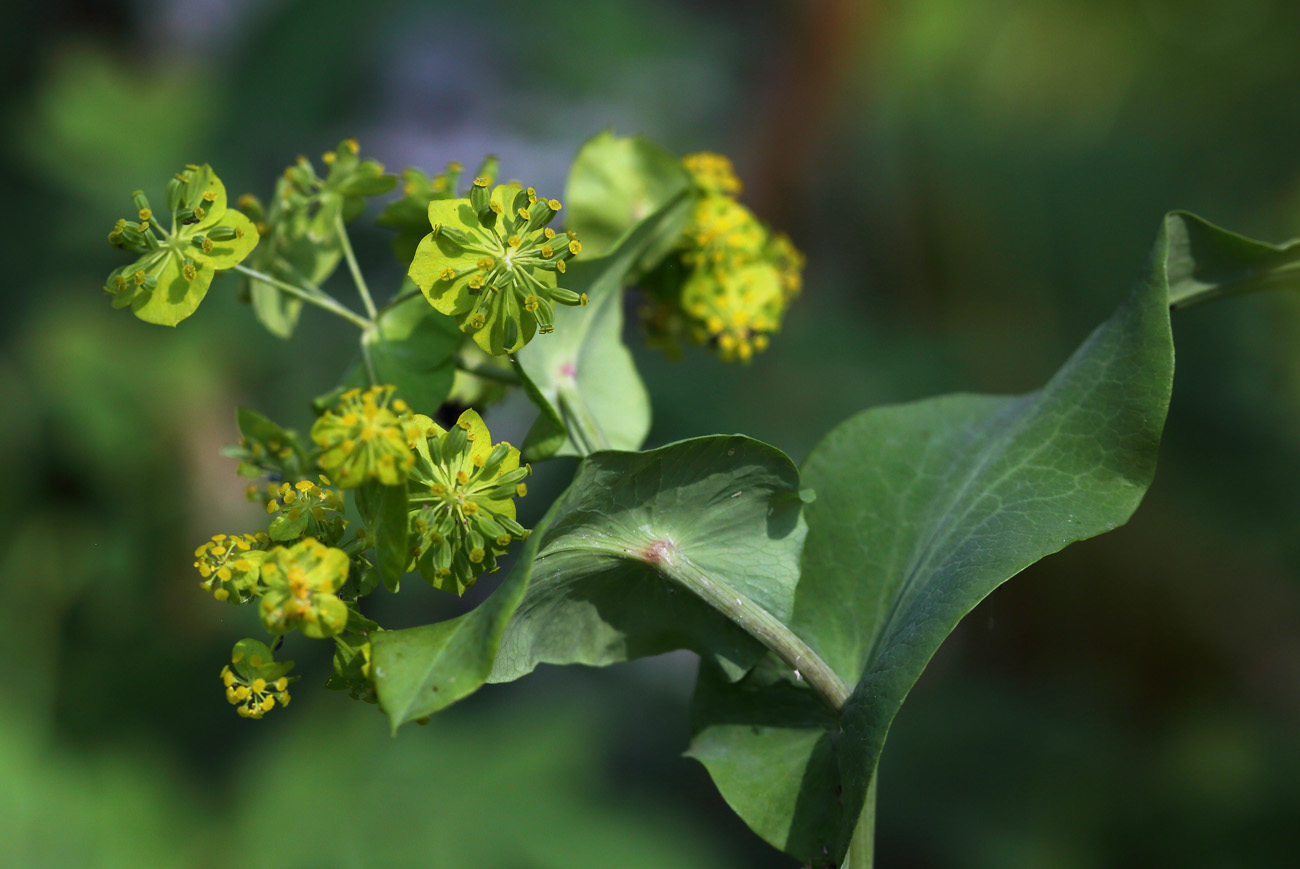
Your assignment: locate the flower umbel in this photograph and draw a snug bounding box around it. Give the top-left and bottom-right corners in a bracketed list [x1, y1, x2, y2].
[194, 532, 270, 603]
[221, 638, 293, 720]
[311, 385, 417, 488]
[258, 538, 350, 638]
[408, 182, 585, 355]
[104, 164, 259, 326]
[407, 409, 530, 595]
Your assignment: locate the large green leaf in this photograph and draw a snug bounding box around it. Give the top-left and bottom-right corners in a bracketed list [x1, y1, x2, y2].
[687, 211, 1300, 865]
[373, 521, 544, 731]
[515, 192, 689, 459]
[355, 481, 409, 594]
[489, 436, 808, 684]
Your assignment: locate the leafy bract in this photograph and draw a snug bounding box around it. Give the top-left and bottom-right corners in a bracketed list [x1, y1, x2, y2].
[356, 480, 410, 594]
[687, 211, 1300, 865]
[565, 130, 692, 267]
[514, 191, 690, 459]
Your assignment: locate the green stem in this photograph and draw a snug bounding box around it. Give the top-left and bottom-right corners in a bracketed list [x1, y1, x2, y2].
[232, 264, 371, 330]
[379, 288, 423, 316]
[649, 546, 850, 711]
[843, 772, 877, 869]
[456, 354, 521, 385]
[555, 380, 610, 453]
[336, 212, 378, 320]
[360, 326, 379, 386]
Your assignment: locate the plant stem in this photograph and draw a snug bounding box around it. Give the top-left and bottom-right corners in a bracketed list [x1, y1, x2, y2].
[555, 380, 610, 453]
[336, 212, 378, 320]
[843, 772, 877, 869]
[651, 547, 850, 711]
[379, 288, 422, 316]
[232, 264, 371, 330]
[455, 354, 521, 385]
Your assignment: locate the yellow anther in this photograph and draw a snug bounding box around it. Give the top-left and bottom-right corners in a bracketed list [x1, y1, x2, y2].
[496, 534, 511, 547]
[547, 199, 561, 211]
[393, 399, 408, 412]
[201, 238, 214, 254]
[203, 190, 217, 202]
[193, 206, 205, 221]
[579, 293, 589, 306]
[133, 270, 147, 286]
[322, 151, 337, 164]
[476, 256, 495, 270]
[508, 235, 522, 248]
[473, 176, 490, 187]
[541, 245, 554, 258]
[344, 138, 360, 154]
[469, 548, 485, 564]
[275, 677, 288, 692]
[469, 312, 486, 329]
[463, 501, 479, 515]
[456, 471, 469, 485]
[472, 454, 485, 468]
[557, 260, 567, 274]
[469, 275, 485, 289]
[517, 207, 531, 220]
[138, 208, 152, 222]
[516, 483, 527, 497]
[440, 267, 457, 281]
[568, 239, 582, 255]
[524, 295, 539, 312]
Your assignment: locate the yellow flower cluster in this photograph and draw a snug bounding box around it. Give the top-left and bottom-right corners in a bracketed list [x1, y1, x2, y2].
[258, 538, 351, 639]
[193, 532, 269, 603]
[643, 152, 804, 363]
[311, 385, 418, 488]
[265, 475, 346, 543]
[220, 639, 293, 720]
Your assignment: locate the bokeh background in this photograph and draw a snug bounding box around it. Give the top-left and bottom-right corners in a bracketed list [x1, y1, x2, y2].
[4, 0, 1300, 866]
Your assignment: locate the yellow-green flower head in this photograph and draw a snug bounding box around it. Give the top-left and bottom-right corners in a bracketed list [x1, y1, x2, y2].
[311, 385, 417, 488]
[258, 538, 350, 638]
[766, 231, 805, 300]
[266, 475, 346, 544]
[683, 261, 786, 363]
[406, 409, 531, 595]
[682, 152, 744, 196]
[408, 182, 586, 356]
[194, 532, 271, 603]
[221, 638, 293, 720]
[103, 164, 259, 326]
[683, 195, 768, 267]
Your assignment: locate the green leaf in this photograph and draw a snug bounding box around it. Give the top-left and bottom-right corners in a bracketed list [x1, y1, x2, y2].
[489, 435, 808, 685]
[373, 506, 545, 730]
[565, 130, 692, 266]
[356, 481, 410, 593]
[514, 191, 689, 458]
[267, 510, 309, 542]
[687, 211, 1300, 864]
[354, 290, 461, 415]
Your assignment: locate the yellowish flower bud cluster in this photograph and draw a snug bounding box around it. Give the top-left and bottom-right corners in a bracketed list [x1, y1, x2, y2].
[194, 532, 270, 603]
[311, 385, 418, 488]
[265, 475, 346, 543]
[641, 153, 804, 363]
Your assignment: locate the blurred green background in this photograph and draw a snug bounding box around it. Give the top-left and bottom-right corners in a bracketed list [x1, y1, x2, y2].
[4, 0, 1300, 866]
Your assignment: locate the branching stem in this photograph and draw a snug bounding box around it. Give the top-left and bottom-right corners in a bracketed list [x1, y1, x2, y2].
[336, 213, 378, 320]
[232, 264, 371, 330]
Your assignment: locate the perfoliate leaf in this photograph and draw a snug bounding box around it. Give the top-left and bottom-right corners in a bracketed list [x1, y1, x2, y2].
[489, 436, 808, 685]
[688, 211, 1300, 864]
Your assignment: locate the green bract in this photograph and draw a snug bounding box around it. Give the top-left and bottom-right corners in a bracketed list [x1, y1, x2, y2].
[376, 156, 498, 264]
[104, 163, 259, 326]
[258, 538, 350, 639]
[221, 638, 294, 719]
[311, 385, 419, 488]
[407, 409, 530, 595]
[408, 181, 586, 355]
